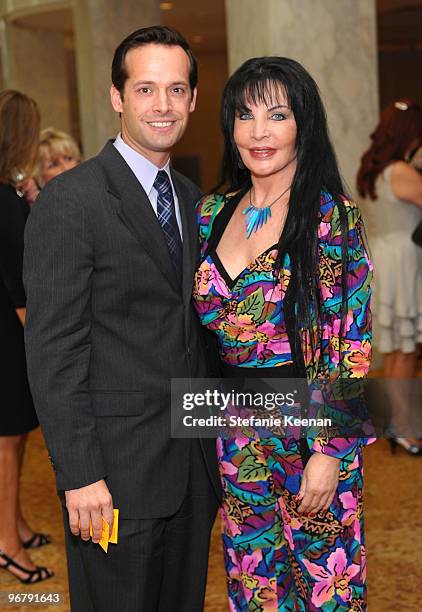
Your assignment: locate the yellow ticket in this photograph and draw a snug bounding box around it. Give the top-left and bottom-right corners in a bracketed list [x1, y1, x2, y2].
[109, 509, 119, 544]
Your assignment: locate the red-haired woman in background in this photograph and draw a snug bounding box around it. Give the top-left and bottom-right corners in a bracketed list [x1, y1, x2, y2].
[0, 90, 53, 583]
[357, 99, 422, 455]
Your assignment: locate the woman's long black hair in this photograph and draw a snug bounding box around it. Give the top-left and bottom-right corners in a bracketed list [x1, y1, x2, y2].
[219, 57, 349, 357]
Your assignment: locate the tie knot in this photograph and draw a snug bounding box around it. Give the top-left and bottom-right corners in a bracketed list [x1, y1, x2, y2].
[154, 170, 172, 196]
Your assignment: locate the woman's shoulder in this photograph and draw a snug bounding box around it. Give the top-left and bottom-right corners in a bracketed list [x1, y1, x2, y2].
[319, 191, 363, 240]
[196, 190, 243, 215]
[196, 191, 242, 250]
[196, 191, 240, 227]
[320, 190, 359, 213]
[390, 159, 420, 184]
[196, 191, 225, 216]
[196, 192, 226, 248]
[0, 183, 25, 212]
[0, 182, 15, 196]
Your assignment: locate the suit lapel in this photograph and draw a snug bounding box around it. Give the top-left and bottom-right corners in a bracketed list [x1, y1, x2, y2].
[98, 142, 180, 293]
[172, 170, 199, 306]
[118, 188, 182, 293]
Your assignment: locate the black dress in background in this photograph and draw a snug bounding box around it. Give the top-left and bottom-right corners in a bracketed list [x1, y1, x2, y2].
[0, 183, 38, 435]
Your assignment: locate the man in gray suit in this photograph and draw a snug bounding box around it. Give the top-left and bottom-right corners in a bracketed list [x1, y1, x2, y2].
[24, 26, 220, 611]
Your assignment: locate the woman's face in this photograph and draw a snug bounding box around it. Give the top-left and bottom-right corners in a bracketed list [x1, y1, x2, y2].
[233, 85, 297, 180]
[41, 152, 79, 184]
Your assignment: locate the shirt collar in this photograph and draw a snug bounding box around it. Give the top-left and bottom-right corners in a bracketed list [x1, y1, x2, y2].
[113, 133, 172, 197]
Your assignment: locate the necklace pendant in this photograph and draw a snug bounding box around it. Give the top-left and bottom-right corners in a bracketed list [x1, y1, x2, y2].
[242, 205, 272, 239]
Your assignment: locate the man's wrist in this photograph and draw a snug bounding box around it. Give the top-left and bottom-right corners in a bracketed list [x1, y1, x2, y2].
[58, 472, 107, 493]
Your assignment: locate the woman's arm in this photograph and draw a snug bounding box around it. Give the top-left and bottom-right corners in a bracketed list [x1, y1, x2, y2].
[391, 161, 422, 206]
[297, 198, 373, 515]
[312, 198, 373, 461]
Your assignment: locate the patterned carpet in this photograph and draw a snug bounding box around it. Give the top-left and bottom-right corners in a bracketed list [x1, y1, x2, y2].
[1, 429, 421, 611]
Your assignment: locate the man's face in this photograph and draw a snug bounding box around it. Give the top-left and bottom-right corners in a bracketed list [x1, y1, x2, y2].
[110, 44, 197, 165]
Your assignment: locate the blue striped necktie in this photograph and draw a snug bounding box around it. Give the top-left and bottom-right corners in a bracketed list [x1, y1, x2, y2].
[153, 170, 183, 278]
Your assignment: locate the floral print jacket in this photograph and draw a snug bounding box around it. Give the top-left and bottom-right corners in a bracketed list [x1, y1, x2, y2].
[195, 191, 374, 463]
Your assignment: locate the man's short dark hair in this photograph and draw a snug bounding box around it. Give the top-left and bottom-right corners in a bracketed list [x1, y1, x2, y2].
[112, 25, 198, 97]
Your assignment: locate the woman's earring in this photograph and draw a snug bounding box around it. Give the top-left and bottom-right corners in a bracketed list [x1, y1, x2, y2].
[238, 156, 245, 170]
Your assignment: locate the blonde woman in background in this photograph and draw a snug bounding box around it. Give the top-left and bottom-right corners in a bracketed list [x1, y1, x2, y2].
[18, 128, 81, 203]
[36, 127, 81, 187]
[0, 90, 53, 583]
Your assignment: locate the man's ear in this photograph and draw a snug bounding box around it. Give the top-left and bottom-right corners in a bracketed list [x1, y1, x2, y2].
[110, 85, 123, 113]
[189, 87, 197, 113]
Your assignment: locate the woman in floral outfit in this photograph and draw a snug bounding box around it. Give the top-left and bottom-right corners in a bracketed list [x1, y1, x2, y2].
[193, 56, 373, 611]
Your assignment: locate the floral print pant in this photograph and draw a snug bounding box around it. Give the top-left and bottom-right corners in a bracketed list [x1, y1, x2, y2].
[217, 435, 367, 611]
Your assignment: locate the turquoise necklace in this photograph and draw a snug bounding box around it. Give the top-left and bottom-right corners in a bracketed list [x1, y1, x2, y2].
[242, 185, 291, 239]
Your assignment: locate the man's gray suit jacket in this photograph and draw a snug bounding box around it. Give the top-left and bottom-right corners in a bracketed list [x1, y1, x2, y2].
[23, 141, 221, 519]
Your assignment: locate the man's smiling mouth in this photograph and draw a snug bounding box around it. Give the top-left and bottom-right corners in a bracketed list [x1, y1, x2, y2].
[147, 121, 175, 128]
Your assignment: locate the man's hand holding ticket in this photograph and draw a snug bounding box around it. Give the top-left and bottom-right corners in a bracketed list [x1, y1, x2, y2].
[66, 479, 117, 552]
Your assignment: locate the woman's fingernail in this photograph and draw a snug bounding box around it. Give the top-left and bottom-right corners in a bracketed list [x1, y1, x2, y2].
[309, 512, 316, 518]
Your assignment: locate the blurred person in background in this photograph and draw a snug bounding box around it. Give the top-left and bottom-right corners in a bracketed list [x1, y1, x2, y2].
[36, 127, 81, 187]
[19, 127, 81, 205]
[0, 90, 53, 583]
[410, 144, 422, 173]
[357, 99, 422, 455]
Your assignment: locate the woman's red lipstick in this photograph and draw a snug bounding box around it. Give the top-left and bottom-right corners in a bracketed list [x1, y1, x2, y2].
[249, 147, 276, 159]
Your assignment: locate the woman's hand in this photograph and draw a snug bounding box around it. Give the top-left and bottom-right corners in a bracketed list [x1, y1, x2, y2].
[297, 452, 340, 515]
[18, 178, 40, 204]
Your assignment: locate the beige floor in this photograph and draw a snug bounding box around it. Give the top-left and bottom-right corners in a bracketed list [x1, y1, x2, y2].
[1, 429, 421, 611]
